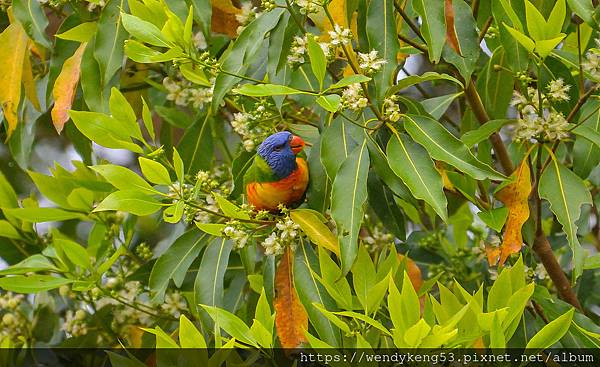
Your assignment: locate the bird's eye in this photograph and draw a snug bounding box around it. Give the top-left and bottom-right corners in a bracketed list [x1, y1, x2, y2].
[274, 145, 283, 151]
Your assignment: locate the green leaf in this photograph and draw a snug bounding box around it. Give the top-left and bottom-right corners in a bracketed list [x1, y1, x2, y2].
[478, 207, 509, 232]
[195, 223, 226, 236]
[212, 9, 284, 108]
[526, 308, 574, 349]
[525, 0, 547, 41]
[0, 254, 58, 275]
[412, 0, 446, 62]
[573, 100, 600, 178]
[141, 98, 155, 140]
[69, 111, 143, 153]
[109, 87, 143, 140]
[124, 40, 183, 63]
[421, 92, 463, 120]
[367, 173, 406, 240]
[200, 304, 258, 346]
[327, 74, 371, 90]
[94, 0, 128, 84]
[233, 84, 309, 97]
[290, 209, 339, 255]
[0, 170, 18, 208]
[366, 0, 400, 102]
[404, 114, 505, 181]
[121, 13, 171, 47]
[404, 319, 431, 347]
[149, 230, 208, 303]
[139, 157, 171, 185]
[316, 95, 341, 113]
[0, 220, 21, 240]
[332, 310, 391, 336]
[13, 0, 51, 48]
[194, 238, 233, 327]
[179, 314, 207, 350]
[387, 72, 463, 96]
[178, 114, 213, 174]
[461, 119, 513, 147]
[504, 24, 536, 52]
[441, 0, 479, 82]
[213, 192, 250, 220]
[91, 164, 158, 194]
[320, 116, 360, 180]
[293, 242, 341, 347]
[141, 326, 180, 348]
[547, 0, 566, 36]
[331, 142, 370, 275]
[536, 35, 566, 59]
[54, 239, 91, 270]
[584, 254, 600, 269]
[3, 207, 85, 222]
[538, 159, 592, 279]
[477, 47, 514, 120]
[56, 22, 98, 42]
[566, 0, 595, 27]
[93, 190, 162, 216]
[307, 36, 326, 89]
[352, 245, 376, 312]
[386, 133, 448, 221]
[0, 275, 73, 293]
[172, 148, 185, 183]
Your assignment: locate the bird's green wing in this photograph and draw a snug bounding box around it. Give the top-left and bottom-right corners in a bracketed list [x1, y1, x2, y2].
[243, 155, 278, 187]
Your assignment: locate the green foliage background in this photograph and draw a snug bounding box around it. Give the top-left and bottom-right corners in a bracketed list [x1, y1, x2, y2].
[0, 0, 599, 359]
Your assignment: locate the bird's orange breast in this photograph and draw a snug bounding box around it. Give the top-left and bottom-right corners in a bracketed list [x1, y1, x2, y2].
[246, 158, 309, 211]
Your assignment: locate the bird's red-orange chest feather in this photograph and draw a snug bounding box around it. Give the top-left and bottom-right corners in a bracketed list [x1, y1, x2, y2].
[246, 158, 309, 211]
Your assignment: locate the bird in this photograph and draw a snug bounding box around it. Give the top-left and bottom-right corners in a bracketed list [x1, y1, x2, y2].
[244, 131, 309, 212]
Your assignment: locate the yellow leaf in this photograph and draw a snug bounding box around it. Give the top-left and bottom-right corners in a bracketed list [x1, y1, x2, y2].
[211, 0, 241, 38]
[51, 42, 87, 134]
[0, 22, 28, 138]
[290, 209, 340, 255]
[121, 60, 149, 117]
[22, 42, 40, 111]
[495, 160, 532, 266]
[274, 248, 308, 349]
[435, 161, 456, 193]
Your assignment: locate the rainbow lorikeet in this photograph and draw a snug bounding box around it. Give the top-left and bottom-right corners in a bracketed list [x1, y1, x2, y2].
[244, 131, 309, 211]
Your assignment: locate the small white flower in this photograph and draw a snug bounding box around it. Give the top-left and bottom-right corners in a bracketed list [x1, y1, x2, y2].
[547, 78, 571, 102]
[358, 50, 387, 75]
[329, 24, 352, 46]
[340, 83, 368, 111]
[295, 0, 319, 14]
[383, 97, 401, 122]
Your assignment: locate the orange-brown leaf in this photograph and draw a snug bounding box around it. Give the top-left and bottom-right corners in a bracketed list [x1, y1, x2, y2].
[397, 254, 423, 292]
[51, 42, 87, 134]
[211, 0, 241, 38]
[274, 247, 308, 349]
[444, 0, 462, 56]
[0, 22, 28, 138]
[495, 160, 532, 266]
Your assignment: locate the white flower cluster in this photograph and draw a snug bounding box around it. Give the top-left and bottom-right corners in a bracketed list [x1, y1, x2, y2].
[287, 35, 332, 67]
[582, 38, 600, 80]
[86, 0, 106, 11]
[96, 280, 153, 334]
[63, 309, 88, 337]
[295, 0, 320, 14]
[261, 217, 301, 256]
[363, 225, 394, 253]
[161, 291, 187, 318]
[329, 24, 352, 46]
[340, 83, 368, 112]
[236, 3, 261, 34]
[514, 113, 569, 142]
[511, 81, 571, 142]
[524, 263, 548, 281]
[194, 195, 219, 223]
[223, 221, 251, 249]
[163, 76, 214, 109]
[0, 292, 29, 343]
[358, 50, 387, 75]
[383, 96, 401, 122]
[230, 110, 270, 152]
[546, 78, 571, 102]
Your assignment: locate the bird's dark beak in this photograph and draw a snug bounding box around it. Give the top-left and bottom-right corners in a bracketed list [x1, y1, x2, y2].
[290, 135, 305, 155]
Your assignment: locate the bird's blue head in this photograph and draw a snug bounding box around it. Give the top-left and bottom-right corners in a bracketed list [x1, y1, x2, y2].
[257, 131, 305, 179]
